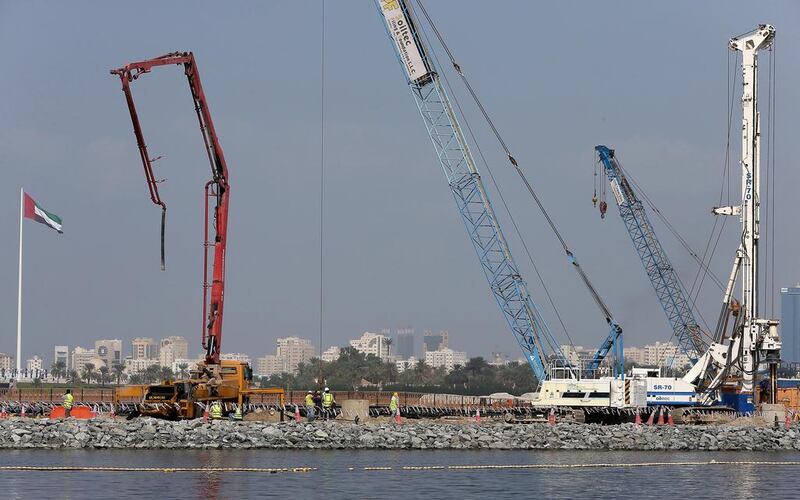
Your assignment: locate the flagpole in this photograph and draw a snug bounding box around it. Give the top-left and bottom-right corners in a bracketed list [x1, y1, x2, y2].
[16, 187, 23, 374]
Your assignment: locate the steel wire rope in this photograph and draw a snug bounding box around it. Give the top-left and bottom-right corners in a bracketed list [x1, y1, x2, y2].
[318, 0, 326, 384]
[686, 50, 741, 331]
[689, 51, 739, 301]
[411, 3, 577, 362]
[413, 14, 577, 354]
[414, 0, 617, 327]
[766, 41, 776, 317]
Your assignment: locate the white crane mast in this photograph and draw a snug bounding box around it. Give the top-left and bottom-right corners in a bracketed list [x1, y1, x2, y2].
[684, 24, 780, 404]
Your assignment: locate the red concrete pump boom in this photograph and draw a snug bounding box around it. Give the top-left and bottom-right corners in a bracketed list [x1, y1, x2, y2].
[111, 52, 229, 365]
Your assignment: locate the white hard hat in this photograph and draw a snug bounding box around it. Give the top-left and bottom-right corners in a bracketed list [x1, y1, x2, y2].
[324, 387, 330, 391]
[307, 390, 312, 394]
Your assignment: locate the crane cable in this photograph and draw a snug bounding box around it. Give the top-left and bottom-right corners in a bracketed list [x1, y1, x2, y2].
[318, 0, 326, 384]
[414, 0, 616, 324]
[765, 40, 777, 317]
[688, 50, 740, 310]
[415, 18, 577, 353]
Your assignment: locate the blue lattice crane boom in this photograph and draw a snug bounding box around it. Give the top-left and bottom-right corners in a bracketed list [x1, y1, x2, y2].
[595, 145, 708, 359]
[376, 0, 573, 382]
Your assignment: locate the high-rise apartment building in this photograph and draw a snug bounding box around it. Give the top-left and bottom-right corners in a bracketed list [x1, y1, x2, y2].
[623, 347, 647, 366]
[396, 327, 415, 359]
[54, 346, 69, 371]
[643, 342, 679, 366]
[95, 339, 122, 368]
[72, 347, 100, 371]
[781, 285, 800, 364]
[350, 332, 391, 360]
[424, 348, 466, 372]
[276, 337, 315, 372]
[0, 353, 14, 373]
[423, 330, 449, 352]
[131, 338, 158, 360]
[159, 336, 189, 368]
[256, 355, 288, 378]
[124, 357, 159, 374]
[26, 355, 43, 373]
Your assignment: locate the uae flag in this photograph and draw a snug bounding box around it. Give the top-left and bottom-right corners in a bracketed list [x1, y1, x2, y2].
[23, 192, 63, 233]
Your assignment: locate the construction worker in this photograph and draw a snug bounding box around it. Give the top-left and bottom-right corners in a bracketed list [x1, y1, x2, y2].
[210, 400, 223, 420]
[231, 404, 243, 421]
[389, 392, 399, 415]
[322, 387, 335, 420]
[62, 389, 74, 418]
[305, 390, 316, 421]
[313, 390, 322, 409]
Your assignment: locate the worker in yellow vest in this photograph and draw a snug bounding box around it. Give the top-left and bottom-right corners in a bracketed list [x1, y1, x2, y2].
[62, 389, 74, 418]
[322, 387, 335, 420]
[305, 390, 316, 421]
[389, 392, 399, 414]
[210, 400, 223, 420]
[231, 405, 243, 421]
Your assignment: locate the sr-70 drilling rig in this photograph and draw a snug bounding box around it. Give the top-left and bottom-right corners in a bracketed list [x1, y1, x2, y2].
[111, 52, 282, 419]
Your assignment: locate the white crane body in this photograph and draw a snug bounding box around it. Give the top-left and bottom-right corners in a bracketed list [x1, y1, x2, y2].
[684, 25, 781, 408]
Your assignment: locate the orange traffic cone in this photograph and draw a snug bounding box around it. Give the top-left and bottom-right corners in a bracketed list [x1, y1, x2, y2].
[0, 408, 7, 419]
[202, 404, 209, 423]
[634, 409, 642, 426]
[667, 410, 675, 427]
[20, 405, 25, 418]
[657, 407, 665, 425]
[394, 408, 401, 424]
[646, 409, 655, 426]
[294, 405, 301, 423]
[548, 407, 556, 426]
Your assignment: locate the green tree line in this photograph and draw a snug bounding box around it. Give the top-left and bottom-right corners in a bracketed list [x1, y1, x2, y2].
[259, 347, 536, 395]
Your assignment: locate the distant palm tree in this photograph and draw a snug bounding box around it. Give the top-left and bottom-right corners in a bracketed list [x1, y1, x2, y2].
[111, 363, 125, 385]
[142, 365, 161, 384]
[98, 366, 109, 386]
[50, 360, 66, 382]
[82, 363, 96, 384]
[177, 363, 189, 379]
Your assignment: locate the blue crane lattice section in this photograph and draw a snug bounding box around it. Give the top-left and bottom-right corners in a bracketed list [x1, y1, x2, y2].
[377, 1, 569, 382]
[586, 322, 624, 377]
[596, 145, 707, 360]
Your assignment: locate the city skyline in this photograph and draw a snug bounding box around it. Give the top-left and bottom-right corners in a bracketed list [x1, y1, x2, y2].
[0, 326, 698, 381]
[1, 1, 798, 369]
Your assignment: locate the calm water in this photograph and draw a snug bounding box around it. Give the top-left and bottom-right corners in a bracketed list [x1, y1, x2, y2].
[0, 449, 796, 499]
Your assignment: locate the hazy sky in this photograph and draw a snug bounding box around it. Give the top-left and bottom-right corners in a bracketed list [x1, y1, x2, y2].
[1, 1, 798, 365]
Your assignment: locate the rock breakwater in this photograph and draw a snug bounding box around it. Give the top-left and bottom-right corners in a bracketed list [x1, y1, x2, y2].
[1, 419, 798, 450]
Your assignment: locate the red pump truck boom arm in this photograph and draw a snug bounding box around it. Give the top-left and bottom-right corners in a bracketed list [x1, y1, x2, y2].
[111, 52, 229, 365]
